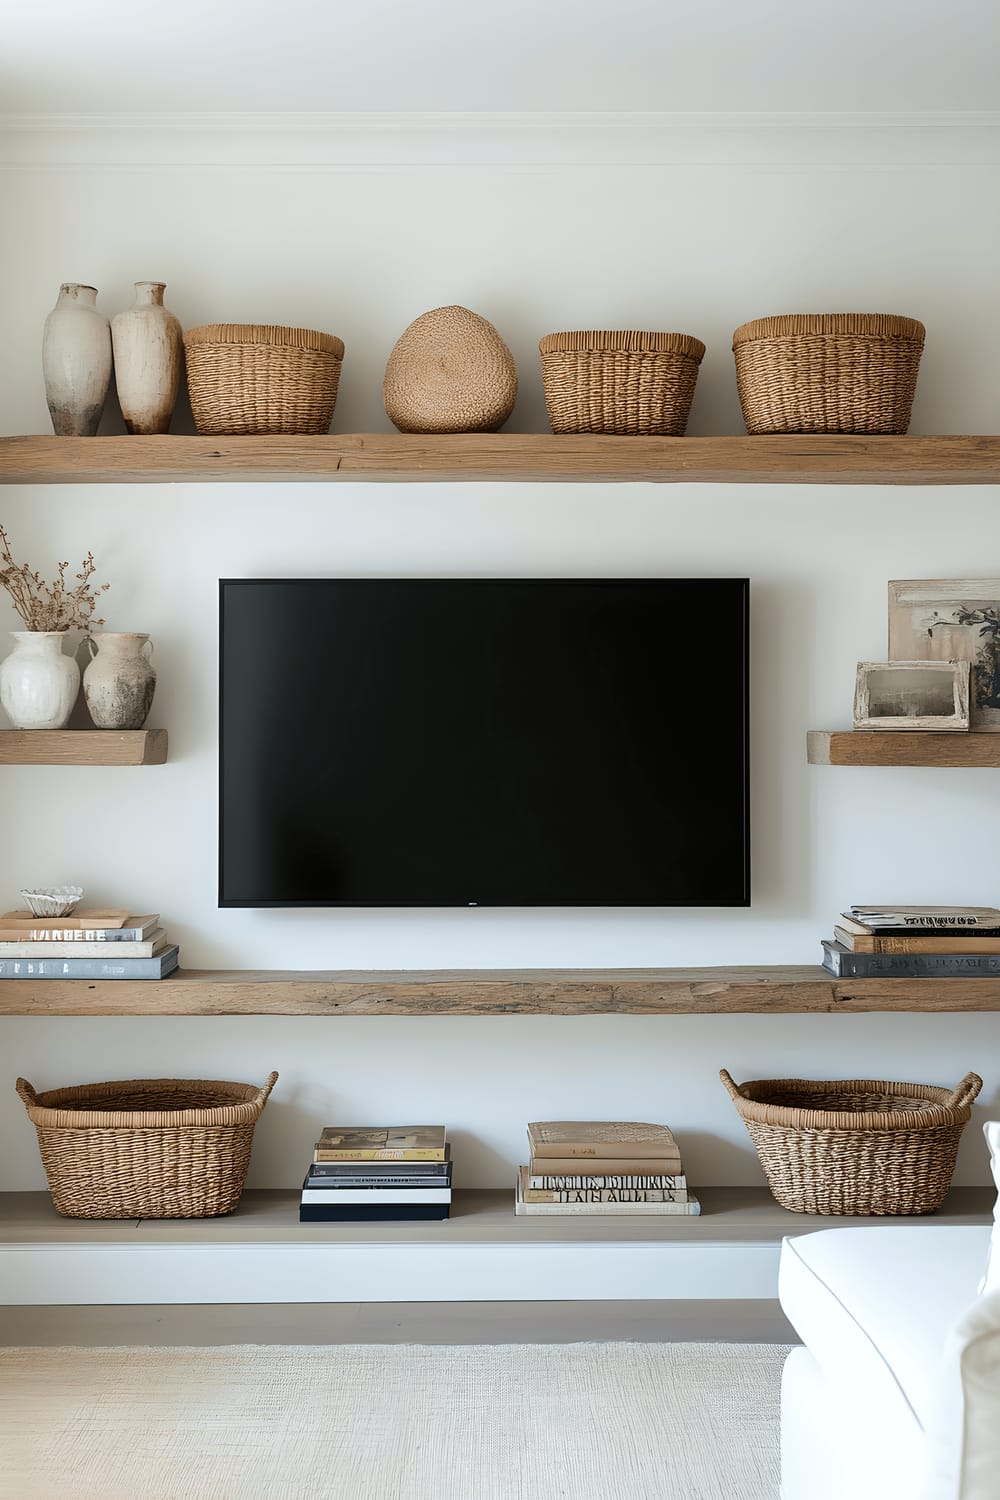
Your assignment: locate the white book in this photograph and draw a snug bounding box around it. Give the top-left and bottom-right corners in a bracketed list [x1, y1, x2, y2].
[515, 1178, 700, 1216]
[0, 929, 167, 958]
[300, 1187, 452, 1205]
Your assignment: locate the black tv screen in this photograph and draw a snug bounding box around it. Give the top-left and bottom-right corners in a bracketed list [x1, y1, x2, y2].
[219, 578, 749, 907]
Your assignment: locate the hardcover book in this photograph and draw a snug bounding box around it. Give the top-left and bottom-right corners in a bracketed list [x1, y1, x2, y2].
[300, 1187, 452, 1205]
[307, 1156, 450, 1179]
[822, 939, 1000, 978]
[834, 924, 1000, 955]
[0, 929, 166, 958]
[0, 908, 132, 929]
[518, 1168, 688, 1204]
[514, 1175, 700, 1216]
[0, 947, 179, 980]
[299, 1205, 450, 1223]
[304, 1174, 452, 1191]
[314, 1126, 447, 1162]
[526, 1122, 680, 1161]
[526, 1172, 688, 1192]
[849, 906, 1000, 931]
[527, 1155, 683, 1175]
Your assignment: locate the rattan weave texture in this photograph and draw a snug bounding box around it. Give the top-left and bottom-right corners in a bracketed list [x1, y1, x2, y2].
[731, 313, 925, 434]
[721, 1069, 981, 1215]
[16, 1073, 277, 1218]
[184, 324, 344, 435]
[539, 330, 705, 436]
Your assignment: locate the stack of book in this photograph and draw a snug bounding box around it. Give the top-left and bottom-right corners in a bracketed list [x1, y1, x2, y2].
[822, 905, 1000, 978]
[515, 1121, 700, 1216]
[0, 909, 178, 980]
[300, 1126, 451, 1222]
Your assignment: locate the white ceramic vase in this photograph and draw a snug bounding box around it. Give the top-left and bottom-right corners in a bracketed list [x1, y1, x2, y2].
[0, 632, 80, 729]
[83, 632, 156, 729]
[41, 284, 113, 437]
[111, 282, 183, 435]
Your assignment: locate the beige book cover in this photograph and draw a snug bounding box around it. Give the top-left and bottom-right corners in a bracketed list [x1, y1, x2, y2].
[529, 1154, 682, 1175]
[527, 1121, 679, 1159]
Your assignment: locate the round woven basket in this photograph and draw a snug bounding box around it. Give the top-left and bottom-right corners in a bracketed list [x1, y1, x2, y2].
[16, 1073, 278, 1219]
[538, 330, 706, 436]
[183, 324, 344, 435]
[720, 1069, 981, 1216]
[731, 313, 925, 434]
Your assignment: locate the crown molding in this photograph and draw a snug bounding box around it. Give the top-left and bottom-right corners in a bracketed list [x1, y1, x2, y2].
[0, 111, 997, 169]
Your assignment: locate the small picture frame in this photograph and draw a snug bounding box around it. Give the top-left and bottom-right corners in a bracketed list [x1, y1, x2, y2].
[853, 660, 970, 732]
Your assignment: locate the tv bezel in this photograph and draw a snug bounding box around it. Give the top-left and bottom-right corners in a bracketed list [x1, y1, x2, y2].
[218, 576, 751, 909]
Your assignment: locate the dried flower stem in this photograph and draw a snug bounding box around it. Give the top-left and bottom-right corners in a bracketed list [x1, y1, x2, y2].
[0, 525, 110, 631]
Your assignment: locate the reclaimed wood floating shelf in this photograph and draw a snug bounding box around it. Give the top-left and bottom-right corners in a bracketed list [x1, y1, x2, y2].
[2, 965, 1000, 1015]
[0, 729, 167, 766]
[1, 433, 1000, 486]
[807, 730, 1000, 768]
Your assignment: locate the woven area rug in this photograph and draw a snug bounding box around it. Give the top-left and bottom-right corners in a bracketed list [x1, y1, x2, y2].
[0, 1341, 788, 1500]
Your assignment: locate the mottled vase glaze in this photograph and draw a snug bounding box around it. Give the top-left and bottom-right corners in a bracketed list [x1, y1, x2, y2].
[83, 632, 157, 729]
[42, 284, 113, 437]
[111, 282, 184, 435]
[0, 632, 80, 729]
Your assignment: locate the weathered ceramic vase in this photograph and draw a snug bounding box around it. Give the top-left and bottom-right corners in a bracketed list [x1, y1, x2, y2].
[42, 284, 113, 437]
[0, 632, 80, 729]
[83, 633, 157, 729]
[111, 282, 184, 435]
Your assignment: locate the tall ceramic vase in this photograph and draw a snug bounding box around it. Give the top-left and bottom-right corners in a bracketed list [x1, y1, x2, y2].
[41, 284, 112, 437]
[0, 632, 80, 729]
[83, 632, 157, 729]
[111, 282, 184, 435]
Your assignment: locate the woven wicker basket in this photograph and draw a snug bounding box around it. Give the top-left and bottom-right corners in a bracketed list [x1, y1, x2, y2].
[184, 324, 344, 435]
[538, 330, 706, 436]
[732, 313, 925, 435]
[720, 1068, 981, 1216]
[16, 1072, 278, 1219]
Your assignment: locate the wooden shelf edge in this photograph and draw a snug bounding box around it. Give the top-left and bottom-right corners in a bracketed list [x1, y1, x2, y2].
[0, 729, 167, 766]
[808, 729, 1000, 767]
[2, 434, 1000, 485]
[2, 964, 999, 1014]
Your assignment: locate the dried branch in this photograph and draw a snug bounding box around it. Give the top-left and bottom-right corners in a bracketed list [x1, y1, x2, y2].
[0, 525, 110, 631]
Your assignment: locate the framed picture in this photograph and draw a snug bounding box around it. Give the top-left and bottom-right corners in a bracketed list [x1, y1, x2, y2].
[889, 579, 1000, 731]
[854, 660, 970, 731]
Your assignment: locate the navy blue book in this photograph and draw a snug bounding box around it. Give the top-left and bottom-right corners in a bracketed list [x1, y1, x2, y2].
[299, 1205, 450, 1222]
[0, 946, 180, 980]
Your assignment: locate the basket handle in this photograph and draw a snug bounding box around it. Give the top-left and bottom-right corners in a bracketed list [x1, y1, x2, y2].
[258, 1071, 279, 1104]
[15, 1078, 38, 1108]
[719, 1069, 741, 1100]
[946, 1072, 983, 1110]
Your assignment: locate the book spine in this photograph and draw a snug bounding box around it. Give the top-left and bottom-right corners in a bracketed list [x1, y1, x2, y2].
[305, 1176, 451, 1190]
[528, 1157, 682, 1175]
[312, 1149, 447, 1162]
[307, 1162, 450, 1179]
[0, 950, 178, 979]
[0, 926, 150, 942]
[527, 1174, 687, 1190]
[523, 1189, 689, 1204]
[301, 1188, 451, 1205]
[529, 1144, 677, 1160]
[514, 1198, 701, 1216]
[822, 942, 1000, 978]
[0, 938, 160, 957]
[299, 1205, 450, 1222]
[850, 910, 1000, 930]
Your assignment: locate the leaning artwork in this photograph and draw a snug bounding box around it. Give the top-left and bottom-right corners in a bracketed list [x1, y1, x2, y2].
[888, 580, 1000, 731]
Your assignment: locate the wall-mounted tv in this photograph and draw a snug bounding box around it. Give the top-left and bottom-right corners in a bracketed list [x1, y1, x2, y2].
[219, 578, 750, 907]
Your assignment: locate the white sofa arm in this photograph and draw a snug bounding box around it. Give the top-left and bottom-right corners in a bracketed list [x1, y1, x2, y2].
[924, 1289, 1000, 1500]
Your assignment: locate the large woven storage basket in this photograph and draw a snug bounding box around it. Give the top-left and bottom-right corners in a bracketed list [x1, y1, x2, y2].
[720, 1068, 981, 1215]
[184, 324, 344, 435]
[539, 330, 705, 436]
[731, 313, 925, 435]
[16, 1072, 278, 1219]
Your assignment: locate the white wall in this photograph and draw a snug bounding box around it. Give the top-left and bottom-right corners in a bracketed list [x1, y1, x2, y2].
[1, 115, 999, 1189]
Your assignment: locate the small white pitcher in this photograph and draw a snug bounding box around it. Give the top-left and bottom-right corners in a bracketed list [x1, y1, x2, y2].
[83, 632, 157, 729]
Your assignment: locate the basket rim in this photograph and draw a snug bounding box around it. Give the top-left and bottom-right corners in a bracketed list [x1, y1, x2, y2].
[16, 1073, 278, 1129]
[720, 1071, 982, 1131]
[732, 313, 925, 347]
[184, 324, 345, 358]
[539, 329, 706, 361]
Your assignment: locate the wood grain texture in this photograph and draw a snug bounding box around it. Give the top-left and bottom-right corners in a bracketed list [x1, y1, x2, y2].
[3, 964, 1000, 1014]
[808, 730, 1000, 766]
[2, 433, 1000, 485]
[0, 729, 167, 765]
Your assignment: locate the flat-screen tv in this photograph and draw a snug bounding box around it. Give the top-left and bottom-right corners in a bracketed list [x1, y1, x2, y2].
[219, 578, 750, 907]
